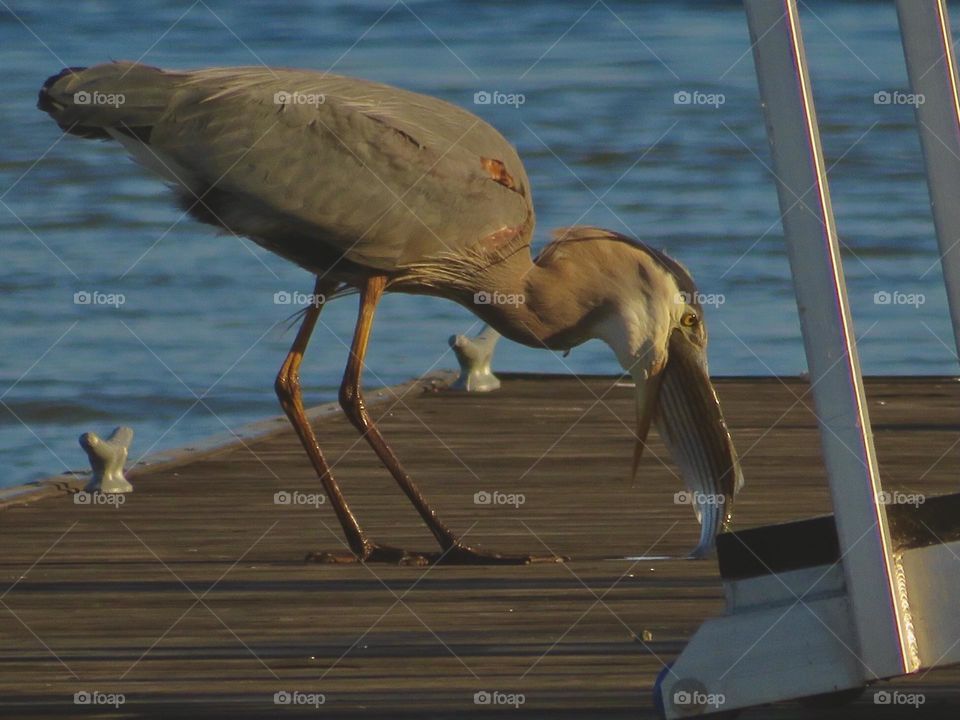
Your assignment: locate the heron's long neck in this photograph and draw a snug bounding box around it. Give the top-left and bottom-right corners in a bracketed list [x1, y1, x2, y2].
[393, 239, 608, 350]
[464, 246, 603, 351]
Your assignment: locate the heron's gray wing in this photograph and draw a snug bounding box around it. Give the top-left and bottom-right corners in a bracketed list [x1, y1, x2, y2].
[145, 67, 533, 271]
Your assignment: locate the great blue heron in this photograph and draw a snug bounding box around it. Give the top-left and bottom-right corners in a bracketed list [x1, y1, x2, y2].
[38, 62, 743, 564]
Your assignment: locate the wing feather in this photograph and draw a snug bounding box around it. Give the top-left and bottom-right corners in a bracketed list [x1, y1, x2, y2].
[143, 67, 533, 271]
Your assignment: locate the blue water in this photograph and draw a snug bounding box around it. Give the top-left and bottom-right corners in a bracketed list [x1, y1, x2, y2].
[1, 0, 957, 488]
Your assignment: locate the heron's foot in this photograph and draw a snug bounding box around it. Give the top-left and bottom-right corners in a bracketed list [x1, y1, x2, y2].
[435, 542, 566, 565]
[305, 542, 565, 566]
[305, 542, 431, 566]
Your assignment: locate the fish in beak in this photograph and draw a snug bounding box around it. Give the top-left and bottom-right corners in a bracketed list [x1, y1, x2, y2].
[632, 329, 743, 558]
[527, 224, 742, 558]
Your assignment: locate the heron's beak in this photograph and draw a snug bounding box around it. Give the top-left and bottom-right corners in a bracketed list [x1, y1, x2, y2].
[652, 329, 743, 557]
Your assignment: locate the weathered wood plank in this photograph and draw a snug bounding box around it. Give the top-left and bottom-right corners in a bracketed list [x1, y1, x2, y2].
[1, 375, 959, 718]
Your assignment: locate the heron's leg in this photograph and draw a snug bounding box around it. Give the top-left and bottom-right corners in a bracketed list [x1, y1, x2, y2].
[274, 278, 377, 562]
[278, 278, 429, 565]
[339, 275, 564, 565]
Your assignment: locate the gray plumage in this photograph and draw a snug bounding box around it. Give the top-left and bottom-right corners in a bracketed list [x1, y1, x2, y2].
[39, 62, 532, 276]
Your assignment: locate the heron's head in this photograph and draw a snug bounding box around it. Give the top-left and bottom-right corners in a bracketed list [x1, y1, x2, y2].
[557, 226, 743, 557]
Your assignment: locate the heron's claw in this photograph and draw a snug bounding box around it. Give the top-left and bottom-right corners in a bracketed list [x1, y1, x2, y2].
[305, 543, 430, 566]
[305, 542, 566, 566]
[436, 543, 566, 565]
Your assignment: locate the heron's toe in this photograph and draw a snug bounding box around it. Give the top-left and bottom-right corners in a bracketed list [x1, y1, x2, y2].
[439, 543, 566, 565]
[304, 549, 360, 564]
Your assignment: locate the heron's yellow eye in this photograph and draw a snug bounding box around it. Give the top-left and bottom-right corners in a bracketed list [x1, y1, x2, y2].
[681, 312, 698, 327]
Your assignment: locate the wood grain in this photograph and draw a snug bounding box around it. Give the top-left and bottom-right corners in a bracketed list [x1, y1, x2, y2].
[1, 375, 958, 718]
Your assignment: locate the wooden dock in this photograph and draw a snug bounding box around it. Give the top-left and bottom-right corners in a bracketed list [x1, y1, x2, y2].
[2, 374, 959, 718]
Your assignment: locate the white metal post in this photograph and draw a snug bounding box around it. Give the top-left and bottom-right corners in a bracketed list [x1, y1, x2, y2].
[743, 0, 916, 677]
[896, 0, 960, 364]
[657, 5, 960, 715]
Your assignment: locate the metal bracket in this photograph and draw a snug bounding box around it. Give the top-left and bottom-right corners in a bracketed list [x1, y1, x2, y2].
[449, 325, 502, 392]
[80, 426, 134, 494]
